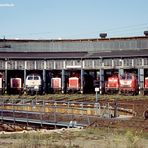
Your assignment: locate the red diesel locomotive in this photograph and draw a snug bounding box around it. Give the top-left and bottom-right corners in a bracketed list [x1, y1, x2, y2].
[105, 73, 139, 95]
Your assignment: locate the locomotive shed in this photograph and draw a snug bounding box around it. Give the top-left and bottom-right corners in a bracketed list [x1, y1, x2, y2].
[0, 33, 148, 131]
[0, 33, 148, 95]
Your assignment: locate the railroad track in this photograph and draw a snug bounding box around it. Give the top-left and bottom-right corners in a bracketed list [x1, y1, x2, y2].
[0, 97, 148, 131]
[90, 118, 148, 132]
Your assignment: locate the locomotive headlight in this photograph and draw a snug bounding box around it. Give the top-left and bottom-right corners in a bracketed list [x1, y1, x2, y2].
[34, 85, 39, 90]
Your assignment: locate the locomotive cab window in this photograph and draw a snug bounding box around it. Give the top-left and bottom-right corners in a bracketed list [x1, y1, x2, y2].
[127, 75, 132, 79]
[28, 76, 33, 80]
[120, 75, 125, 79]
[34, 76, 39, 80]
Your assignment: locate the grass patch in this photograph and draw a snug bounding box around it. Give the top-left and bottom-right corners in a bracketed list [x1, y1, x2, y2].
[0, 128, 147, 148]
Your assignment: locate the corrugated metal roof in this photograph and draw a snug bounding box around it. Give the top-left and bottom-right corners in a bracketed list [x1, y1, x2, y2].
[0, 36, 147, 42]
[0, 49, 148, 59]
[0, 36, 148, 52]
[89, 49, 148, 58]
[0, 52, 88, 59]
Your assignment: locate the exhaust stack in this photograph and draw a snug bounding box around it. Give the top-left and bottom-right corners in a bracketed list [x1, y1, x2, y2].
[144, 31, 148, 36]
[100, 33, 107, 38]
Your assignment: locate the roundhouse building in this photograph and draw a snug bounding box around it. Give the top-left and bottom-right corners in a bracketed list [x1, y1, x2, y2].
[0, 32, 148, 94]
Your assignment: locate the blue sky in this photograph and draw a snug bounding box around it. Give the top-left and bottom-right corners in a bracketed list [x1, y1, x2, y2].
[0, 0, 148, 39]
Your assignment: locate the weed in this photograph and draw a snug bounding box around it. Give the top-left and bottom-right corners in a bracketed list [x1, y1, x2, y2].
[125, 130, 141, 148]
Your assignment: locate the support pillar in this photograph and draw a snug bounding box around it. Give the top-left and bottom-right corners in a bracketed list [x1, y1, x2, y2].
[24, 61, 27, 95]
[80, 68, 84, 94]
[138, 68, 144, 95]
[119, 68, 124, 76]
[4, 70, 7, 94]
[99, 69, 104, 94]
[43, 69, 46, 94]
[118, 69, 124, 94]
[24, 69, 26, 94]
[61, 69, 65, 93]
